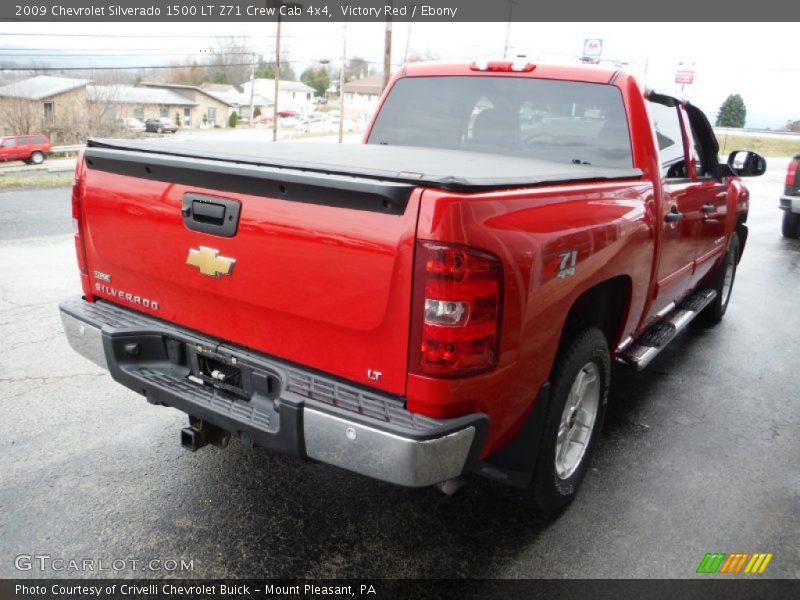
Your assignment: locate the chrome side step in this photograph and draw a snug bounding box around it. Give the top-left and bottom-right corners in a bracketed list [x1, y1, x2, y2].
[616, 289, 717, 370]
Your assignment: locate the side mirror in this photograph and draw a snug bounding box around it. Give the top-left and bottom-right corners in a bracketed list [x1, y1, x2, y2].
[727, 150, 766, 177]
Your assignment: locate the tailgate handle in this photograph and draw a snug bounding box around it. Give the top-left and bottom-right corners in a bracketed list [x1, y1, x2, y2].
[182, 194, 241, 238]
[191, 200, 225, 224]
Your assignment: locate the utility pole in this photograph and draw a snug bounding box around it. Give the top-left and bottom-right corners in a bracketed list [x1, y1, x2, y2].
[403, 23, 412, 63]
[248, 56, 255, 128]
[272, 15, 281, 142]
[502, 0, 518, 59]
[383, 14, 392, 90]
[338, 22, 347, 144]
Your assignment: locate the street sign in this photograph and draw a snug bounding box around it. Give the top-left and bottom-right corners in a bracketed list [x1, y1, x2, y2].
[582, 38, 603, 58]
[675, 69, 695, 84]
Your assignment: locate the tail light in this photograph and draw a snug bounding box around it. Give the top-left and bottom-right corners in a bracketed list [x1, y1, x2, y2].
[411, 241, 503, 377]
[71, 154, 87, 274]
[71, 152, 93, 299]
[470, 60, 535, 73]
[786, 158, 799, 187]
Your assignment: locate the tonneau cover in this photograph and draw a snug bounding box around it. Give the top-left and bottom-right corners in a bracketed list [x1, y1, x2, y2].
[86, 137, 642, 192]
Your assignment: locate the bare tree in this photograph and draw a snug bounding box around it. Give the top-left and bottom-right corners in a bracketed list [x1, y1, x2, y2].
[84, 72, 130, 138]
[212, 36, 255, 86]
[0, 86, 41, 134]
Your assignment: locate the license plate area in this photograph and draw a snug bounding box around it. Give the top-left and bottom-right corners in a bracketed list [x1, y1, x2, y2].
[179, 341, 281, 403]
[195, 353, 247, 398]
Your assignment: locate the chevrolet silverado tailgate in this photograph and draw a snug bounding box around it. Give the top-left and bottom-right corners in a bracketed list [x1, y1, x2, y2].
[77, 144, 421, 395]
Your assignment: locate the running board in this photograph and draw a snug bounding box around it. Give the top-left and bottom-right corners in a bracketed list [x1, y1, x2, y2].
[616, 289, 717, 370]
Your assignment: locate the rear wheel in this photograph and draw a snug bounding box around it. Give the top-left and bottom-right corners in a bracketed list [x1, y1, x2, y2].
[30, 151, 44, 165]
[528, 327, 610, 514]
[782, 211, 800, 239]
[698, 232, 740, 325]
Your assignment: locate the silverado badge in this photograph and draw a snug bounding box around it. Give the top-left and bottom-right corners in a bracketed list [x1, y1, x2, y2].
[186, 247, 236, 277]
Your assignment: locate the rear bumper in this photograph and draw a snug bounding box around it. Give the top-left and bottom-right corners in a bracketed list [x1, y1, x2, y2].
[59, 296, 487, 487]
[779, 195, 800, 213]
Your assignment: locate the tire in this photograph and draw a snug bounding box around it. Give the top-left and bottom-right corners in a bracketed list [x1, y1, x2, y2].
[528, 327, 610, 514]
[30, 151, 44, 165]
[698, 232, 740, 326]
[157, 126, 163, 134]
[782, 211, 800, 239]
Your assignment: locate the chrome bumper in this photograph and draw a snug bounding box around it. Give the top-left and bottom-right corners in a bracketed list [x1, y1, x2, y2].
[59, 298, 485, 488]
[779, 195, 800, 213]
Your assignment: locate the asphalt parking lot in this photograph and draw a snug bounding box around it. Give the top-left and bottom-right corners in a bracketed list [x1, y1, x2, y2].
[0, 158, 797, 580]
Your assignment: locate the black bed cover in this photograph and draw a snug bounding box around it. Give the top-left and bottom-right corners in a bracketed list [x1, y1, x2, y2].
[86, 137, 642, 192]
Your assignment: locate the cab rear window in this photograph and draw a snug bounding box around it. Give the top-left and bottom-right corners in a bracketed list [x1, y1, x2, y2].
[368, 76, 633, 169]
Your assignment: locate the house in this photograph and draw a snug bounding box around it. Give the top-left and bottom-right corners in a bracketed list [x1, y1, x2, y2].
[240, 79, 315, 115]
[201, 83, 271, 119]
[141, 82, 236, 127]
[0, 75, 91, 141]
[86, 84, 197, 126]
[341, 75, 385, 120]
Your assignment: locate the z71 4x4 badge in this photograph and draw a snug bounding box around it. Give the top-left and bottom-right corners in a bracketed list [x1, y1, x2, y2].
[557, 250, 578, 279]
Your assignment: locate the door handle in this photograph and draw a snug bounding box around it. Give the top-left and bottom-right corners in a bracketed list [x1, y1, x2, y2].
[702, 203, 716, 214]
[665, 206, 684, 222]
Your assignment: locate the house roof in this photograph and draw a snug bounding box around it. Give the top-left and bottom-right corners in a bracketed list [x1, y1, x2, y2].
[0, 75, 91, 100]
[207, 86, 272, 107]
[86, 85, 197, 106]
[201, 83, 242, 94]
[140, 82, 236, 106]
[342, 75, 385, 96]
[244, 78, 315, 95]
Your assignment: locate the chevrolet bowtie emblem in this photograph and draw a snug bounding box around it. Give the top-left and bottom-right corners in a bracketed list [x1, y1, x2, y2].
[186, 247, 236, 277]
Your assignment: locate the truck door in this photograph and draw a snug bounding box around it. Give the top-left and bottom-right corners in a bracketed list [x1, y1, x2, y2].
[683, 105, 730, 286]
[647, 99, 705, 316]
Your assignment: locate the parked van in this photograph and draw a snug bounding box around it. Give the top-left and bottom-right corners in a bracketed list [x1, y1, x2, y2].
[0, 134, 52, 164]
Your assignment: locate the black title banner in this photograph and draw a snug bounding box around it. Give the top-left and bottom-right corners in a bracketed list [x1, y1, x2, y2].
[3, 0, 799, 22]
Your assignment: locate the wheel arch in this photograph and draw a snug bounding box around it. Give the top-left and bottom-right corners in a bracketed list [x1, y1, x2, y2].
[554, 275, 633, 367]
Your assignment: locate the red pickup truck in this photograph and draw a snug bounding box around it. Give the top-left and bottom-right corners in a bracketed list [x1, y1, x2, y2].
[60, 62, 764, 512]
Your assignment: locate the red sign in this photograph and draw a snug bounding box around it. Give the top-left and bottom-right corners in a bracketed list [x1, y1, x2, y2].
[675, 70, 695, 84]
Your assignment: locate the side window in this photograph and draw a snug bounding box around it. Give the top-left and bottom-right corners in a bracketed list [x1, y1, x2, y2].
[648, 101, 687, 179]
[689, 125, 705, 177]
[32, 135, 45, 144]
[18, 136, 31, 146]
[685, 109, 718, 179]
[2, 138, 17, 147]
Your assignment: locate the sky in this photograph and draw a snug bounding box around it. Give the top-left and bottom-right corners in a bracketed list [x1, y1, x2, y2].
[1, 22, 797, 128]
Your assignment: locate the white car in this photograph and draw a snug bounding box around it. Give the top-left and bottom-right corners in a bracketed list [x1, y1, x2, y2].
[119, 118, 146, 133]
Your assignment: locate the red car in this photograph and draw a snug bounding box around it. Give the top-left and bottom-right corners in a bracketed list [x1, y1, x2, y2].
[0, 133, 51, 164]
[60, 62, 764, 513]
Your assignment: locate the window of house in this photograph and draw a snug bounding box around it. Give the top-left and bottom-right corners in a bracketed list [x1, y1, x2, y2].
[160, 106, 169, 118]
[206, 107, 216, 126]
[43, 102, 54, 125]
[133, 106, 144, 119]
[183, 107, 191, 127]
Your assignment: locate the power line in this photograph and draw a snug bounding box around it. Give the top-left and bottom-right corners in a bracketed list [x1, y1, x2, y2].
[0, 59, 399, 71]
[0, 31, 320, 38]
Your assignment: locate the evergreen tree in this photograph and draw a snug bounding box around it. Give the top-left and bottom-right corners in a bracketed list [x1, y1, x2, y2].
[716, 94, 746, 128]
